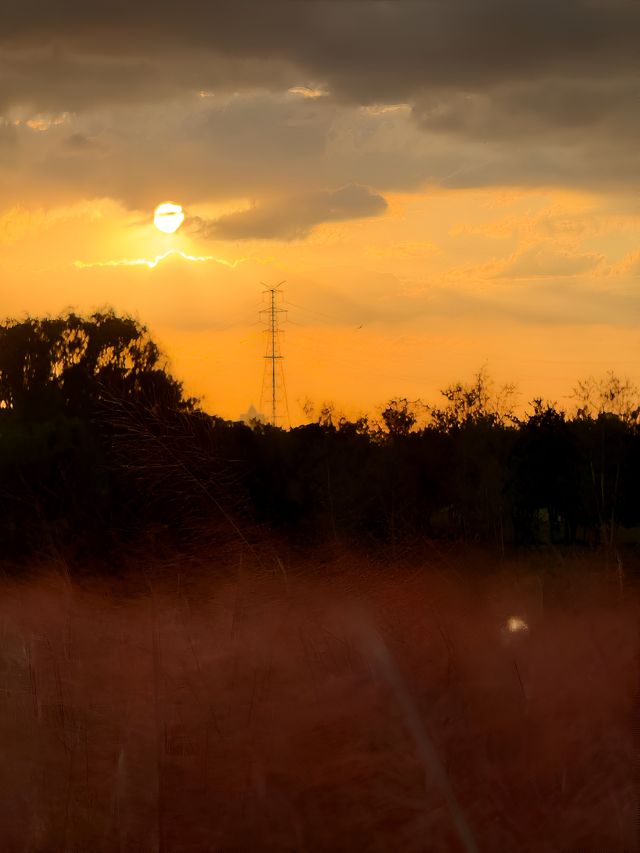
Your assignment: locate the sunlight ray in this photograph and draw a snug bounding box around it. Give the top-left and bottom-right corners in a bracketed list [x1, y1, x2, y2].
[74, 249, 246, 271]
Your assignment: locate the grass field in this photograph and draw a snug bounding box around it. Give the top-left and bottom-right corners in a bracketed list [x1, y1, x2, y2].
[0, 549, 635, 852]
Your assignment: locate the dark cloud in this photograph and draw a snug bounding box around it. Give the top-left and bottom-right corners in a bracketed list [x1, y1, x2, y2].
[191, 185, 388, 240]
[1, 1, 639, 113]
[412, 78, 640, 143]
[2, 1, 640, 204]
[8, 94, 344, 208]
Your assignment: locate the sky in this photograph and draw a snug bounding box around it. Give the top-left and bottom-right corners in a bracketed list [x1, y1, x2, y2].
[2, 0, 640, 423]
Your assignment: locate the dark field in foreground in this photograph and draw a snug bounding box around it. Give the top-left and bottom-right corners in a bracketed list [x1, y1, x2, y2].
[0, 552, 635, 852]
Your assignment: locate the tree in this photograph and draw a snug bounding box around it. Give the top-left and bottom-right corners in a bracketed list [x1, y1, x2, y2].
[0, 311, 202, 556]
[507, 399, 582, 544]
[424, 370, 518, 545]
[429, 368, 517, 432]
[0, 310, 195, 418]
[573, 371, 640, 423]
[572, 373, 640, 545]
[380, 397, 419, 437]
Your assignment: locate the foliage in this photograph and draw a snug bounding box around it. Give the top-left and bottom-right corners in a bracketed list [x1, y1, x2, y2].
[0, 310, 195, 418]
[380, 397, 420, 437]
[573, 371, 640, 423]
[429, 368, 518, 432]
[0, 313, 639, 559]
[0, 311, 208, 557]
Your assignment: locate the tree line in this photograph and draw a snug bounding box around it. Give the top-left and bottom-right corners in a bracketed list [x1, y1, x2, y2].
[0, 310, 639, 562]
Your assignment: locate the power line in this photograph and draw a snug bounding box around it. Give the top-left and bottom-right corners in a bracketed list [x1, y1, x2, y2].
[283, 298, 340, 322]
[259, 281, 289, 427]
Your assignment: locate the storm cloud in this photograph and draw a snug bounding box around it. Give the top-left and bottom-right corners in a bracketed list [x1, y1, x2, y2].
[2, 0, 640, 211]
[2, 1, 640, 109]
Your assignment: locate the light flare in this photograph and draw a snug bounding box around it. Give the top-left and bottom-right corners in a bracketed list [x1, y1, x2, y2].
[74, 249, 245, 270]
[362, 103, 410, 116]
[288, 86, 329, 99]
[2, 112, 70, 131]
[506, 616, 529, 634]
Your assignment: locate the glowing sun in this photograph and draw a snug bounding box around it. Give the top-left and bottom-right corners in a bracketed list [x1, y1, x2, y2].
[154, 202, 185, 234]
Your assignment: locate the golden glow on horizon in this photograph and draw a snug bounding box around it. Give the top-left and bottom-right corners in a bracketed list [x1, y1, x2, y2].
[153, 202, 185, 234]
[5, 186, 640, 424]
[74, 248, 245, 270]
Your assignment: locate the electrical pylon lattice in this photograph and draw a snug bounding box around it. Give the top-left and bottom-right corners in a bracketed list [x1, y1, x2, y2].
[259, 281, 289, 427]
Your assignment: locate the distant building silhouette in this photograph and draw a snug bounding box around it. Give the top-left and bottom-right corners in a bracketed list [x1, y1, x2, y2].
[239, 403, 265, 425]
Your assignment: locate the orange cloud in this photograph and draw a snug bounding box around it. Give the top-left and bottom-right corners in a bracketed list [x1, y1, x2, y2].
[498, 244, 605, 278]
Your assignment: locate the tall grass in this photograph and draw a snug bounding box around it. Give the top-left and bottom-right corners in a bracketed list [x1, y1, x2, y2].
[0, 552, 634, 852]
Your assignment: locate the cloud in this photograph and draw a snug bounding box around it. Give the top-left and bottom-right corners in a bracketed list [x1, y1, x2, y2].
[610, 251, 640, 279]
[499, 244, 605, 278]
[190, 184, 388, 240]
[1, 1, 640, 208]
[411, 77, 640, 154]
[2, 2, 640, 109]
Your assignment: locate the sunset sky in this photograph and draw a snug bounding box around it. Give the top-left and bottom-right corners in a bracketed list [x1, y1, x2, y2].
[2, 1, 640, 422]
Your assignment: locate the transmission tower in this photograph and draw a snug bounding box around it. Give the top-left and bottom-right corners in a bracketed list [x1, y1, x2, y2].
[259, 281, 289, 427]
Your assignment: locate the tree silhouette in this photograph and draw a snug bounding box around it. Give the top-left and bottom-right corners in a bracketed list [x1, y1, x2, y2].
[1, 319, 640, 562]
[380, 398, 419, 437]
[0, 310, 194, 418]
[0, 311, 205, 558]
[429, 368, 517, 432]
[507, 400, 581, 544]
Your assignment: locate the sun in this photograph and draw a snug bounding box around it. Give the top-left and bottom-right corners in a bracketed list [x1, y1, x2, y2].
[153, 202, 185, 234]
